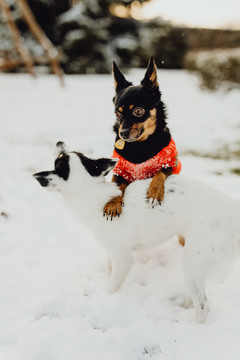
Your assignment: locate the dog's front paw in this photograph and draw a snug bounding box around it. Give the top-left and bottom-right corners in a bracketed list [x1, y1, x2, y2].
[147, 182, 164, 208]
[103, 196, 123, 220]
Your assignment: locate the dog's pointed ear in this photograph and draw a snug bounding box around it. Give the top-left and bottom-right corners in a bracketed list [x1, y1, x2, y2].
[80, 154, 118, 177]
[141, 56, 159, 89]
[33, 170, 62, 191]
[33, 171, 53, 187]
[113, 61, 132, 92]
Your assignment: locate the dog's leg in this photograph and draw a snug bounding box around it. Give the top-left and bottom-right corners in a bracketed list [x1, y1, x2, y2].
[147, 168, 173, 207]
[182, 250, 209, 323]
[106, 251, 133, 293]
[187, 280, 209, 323]
[103, 175, 127, 219]
[106, 257, 112, 275]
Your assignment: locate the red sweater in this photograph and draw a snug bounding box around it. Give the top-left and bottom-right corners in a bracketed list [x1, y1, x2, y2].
[112, 138, 181, 184]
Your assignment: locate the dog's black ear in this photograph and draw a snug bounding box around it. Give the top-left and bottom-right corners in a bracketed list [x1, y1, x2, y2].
[79, 154, 117, 177]
[33, 171, 55, 187]
[141, 56, 159, 89]
[113, 61, 132, 92]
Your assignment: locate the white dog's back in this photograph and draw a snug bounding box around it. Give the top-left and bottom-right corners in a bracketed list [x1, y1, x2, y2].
[97, 175, 240, 256]
[94, 175, 240, 322]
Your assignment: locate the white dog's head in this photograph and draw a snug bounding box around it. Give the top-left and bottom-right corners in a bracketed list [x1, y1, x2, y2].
[33, 141, 117, 192]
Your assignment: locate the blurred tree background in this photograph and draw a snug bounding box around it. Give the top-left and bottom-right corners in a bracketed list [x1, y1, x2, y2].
[0, 0, 240, 89]
[0, 0, 188, 73]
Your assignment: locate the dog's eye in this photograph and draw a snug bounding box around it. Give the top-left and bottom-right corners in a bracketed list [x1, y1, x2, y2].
[133, 107, 145, 117]
[115, 111, 122, 120]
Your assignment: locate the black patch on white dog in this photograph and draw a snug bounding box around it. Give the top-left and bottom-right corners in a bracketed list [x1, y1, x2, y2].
[33, 171, 56, 186]
[55, 155, 70, 180]
[74, 152, 116, 177]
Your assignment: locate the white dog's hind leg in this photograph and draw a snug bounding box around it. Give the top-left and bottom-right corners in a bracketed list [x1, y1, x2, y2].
[189, 280, 209, 323]
[183, 253, 209, 322]
[106, 251, 133, 293]
[106, 257, 112, 276]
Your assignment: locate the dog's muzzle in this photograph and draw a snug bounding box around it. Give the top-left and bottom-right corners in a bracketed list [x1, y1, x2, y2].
[119, 127, 144, 142]
[119, 128, 131, 141]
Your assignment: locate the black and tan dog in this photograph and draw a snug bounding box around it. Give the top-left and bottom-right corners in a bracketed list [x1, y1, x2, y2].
[103, 57, 181, 219]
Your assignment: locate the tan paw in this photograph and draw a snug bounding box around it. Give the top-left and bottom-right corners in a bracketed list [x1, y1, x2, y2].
[147, 182, 164, 207]
[103, 196, 123, 220]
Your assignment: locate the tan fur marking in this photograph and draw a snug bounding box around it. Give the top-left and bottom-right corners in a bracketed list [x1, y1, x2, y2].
[119, 106, 123, 112]
[129, 123, 141, 139]
[137, 108, 157, 141]
[149, 62, 159, 88]
[119, 109, 157, 142]
[129, 104, 134, 110]
[178, 235, 185, 247]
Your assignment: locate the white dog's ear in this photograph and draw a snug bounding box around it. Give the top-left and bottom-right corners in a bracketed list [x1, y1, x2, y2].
[96, 158, 118, 176]
[33, 171, 63, 191]
[79, 154, 118, 177]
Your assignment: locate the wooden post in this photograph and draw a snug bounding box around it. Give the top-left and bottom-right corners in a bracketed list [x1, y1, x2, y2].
[16, 0, 64, 85]
[0, 0, 35, 76]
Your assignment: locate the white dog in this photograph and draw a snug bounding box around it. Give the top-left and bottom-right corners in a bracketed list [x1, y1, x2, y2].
[34, 142, 240, 323]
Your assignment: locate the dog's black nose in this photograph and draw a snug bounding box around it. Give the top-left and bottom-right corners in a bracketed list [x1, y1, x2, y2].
[33, 173, 49, 187]
[56, 141, 65, 148]
[56, 141, 69, 156]
[120, 128, 131, 140]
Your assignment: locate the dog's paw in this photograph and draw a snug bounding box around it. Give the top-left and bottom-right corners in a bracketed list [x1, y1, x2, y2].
[103, 196, 123, 220]
[147, 197, 162, 208]
[146, 183, 164, 208]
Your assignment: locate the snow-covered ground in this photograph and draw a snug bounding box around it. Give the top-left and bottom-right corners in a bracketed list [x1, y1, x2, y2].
[1, 70, 240, 359]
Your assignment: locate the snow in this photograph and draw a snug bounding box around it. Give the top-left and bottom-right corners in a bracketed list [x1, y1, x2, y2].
[187, 48, 240, 66]
[1, 70, 240, 359]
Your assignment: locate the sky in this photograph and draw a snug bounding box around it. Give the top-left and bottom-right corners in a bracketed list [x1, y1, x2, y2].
[137, 0, 240, 29]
